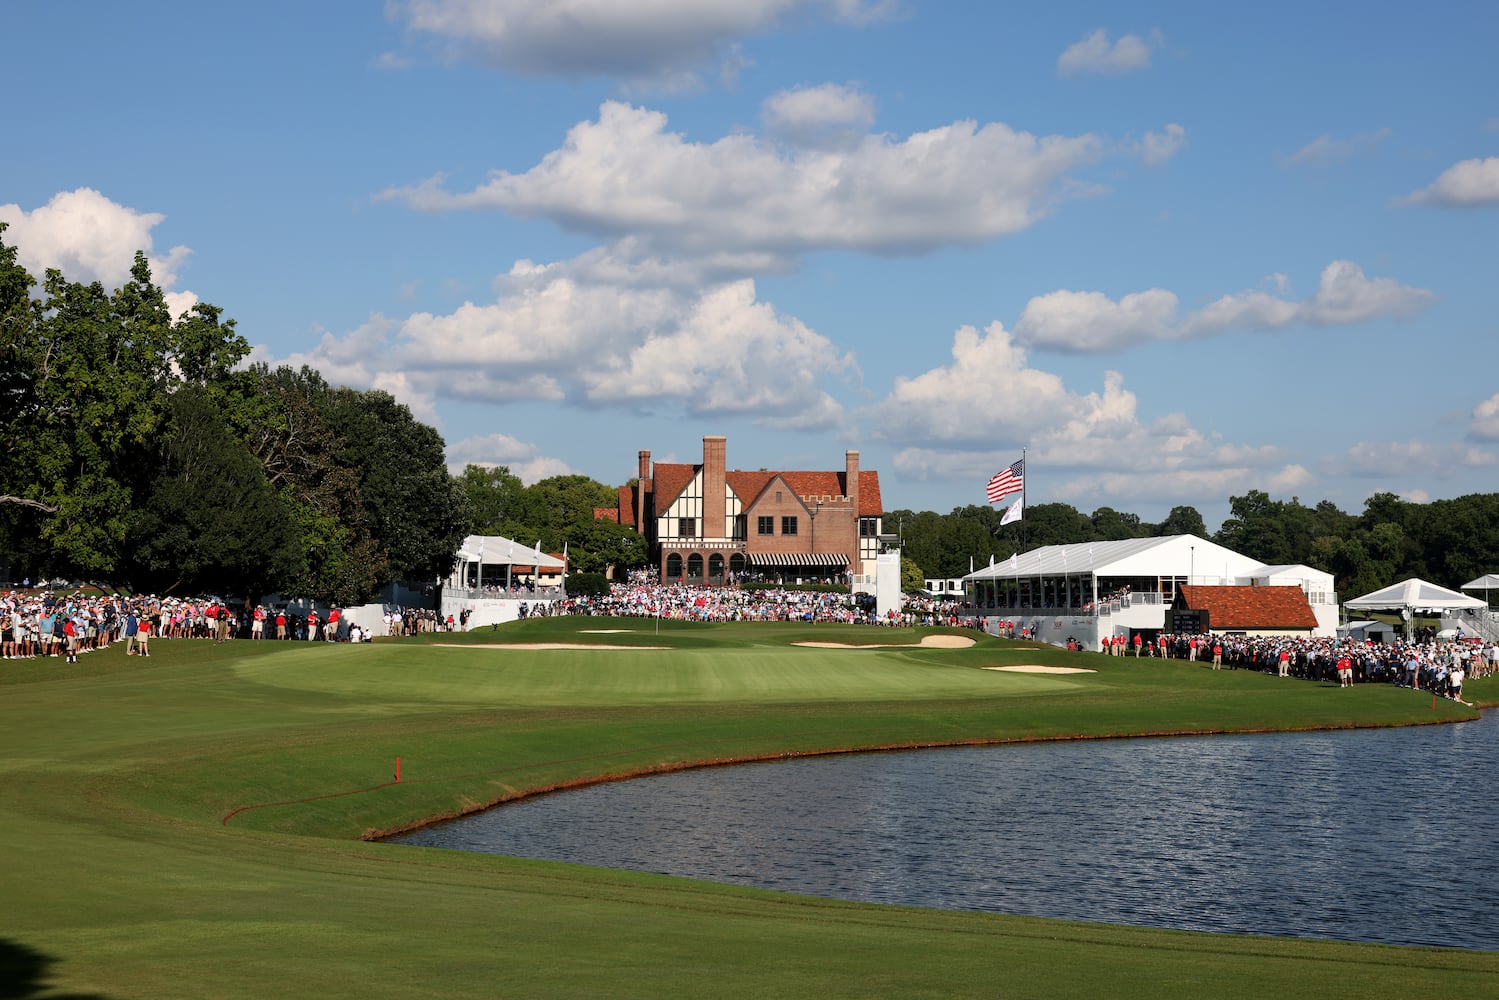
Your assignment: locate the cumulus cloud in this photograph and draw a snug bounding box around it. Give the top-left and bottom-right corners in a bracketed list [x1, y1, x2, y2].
[1281, 128, 1391, 168]
[1327, 439, 1496, 482]
[393, 0, 887, 81]
[761, 83, 876, 148]
[1470, 392, 1499, 441]
[252, 249, 853, 430]
[380, 100, 1136, 260]
[0, 187, 199, 316]
[1012, 261, 1431, 353]
[1400, 157, 1499, 207]
[868, 320, 1308, 507]
[1057, 28, 1162, 76]
[445, 432, 578, 482]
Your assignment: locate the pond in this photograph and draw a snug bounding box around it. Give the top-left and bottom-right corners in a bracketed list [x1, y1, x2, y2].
[391, 709, 1498, 950]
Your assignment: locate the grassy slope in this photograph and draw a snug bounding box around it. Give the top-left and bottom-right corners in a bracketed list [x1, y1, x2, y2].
[1, 620, 1495, 999]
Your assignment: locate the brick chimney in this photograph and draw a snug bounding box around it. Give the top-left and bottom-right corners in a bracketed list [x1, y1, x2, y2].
[636, 450, 652, 534]
[703, 436, 726, 540]
[845, 449, 860, 513]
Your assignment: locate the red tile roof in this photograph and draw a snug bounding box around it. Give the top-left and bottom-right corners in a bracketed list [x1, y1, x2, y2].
[1179, 585, 1318, 630]
[648, 461, 883, 517]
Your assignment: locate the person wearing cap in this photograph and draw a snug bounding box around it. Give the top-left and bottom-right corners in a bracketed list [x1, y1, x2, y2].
[215, 603, 231, 644]
[306, 608, 319, 641]
[325, 606, 341, 642]
[251, 605, 265, 640]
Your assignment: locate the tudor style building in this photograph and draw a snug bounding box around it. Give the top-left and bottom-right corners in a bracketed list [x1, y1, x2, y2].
[611, 436, 884, 585]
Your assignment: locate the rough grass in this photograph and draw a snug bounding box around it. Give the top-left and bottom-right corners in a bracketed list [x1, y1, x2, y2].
[1, 619, 1494, 999]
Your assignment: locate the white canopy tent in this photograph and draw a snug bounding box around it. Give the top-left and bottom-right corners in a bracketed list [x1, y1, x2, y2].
[1342, 578, 1486, 639]
[450, 534, 566, 592]
[1461, 574, 1499, 604]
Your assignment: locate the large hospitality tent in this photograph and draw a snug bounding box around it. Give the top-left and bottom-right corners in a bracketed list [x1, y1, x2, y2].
[1342, 578, 1485, 638]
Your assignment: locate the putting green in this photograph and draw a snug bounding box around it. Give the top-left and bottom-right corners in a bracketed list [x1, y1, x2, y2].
[2, 619, 1494, 999]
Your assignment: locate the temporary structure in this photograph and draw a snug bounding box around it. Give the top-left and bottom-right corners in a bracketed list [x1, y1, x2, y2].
[1342, 578, 1486, 638]
[1461, 574, 1499, 607]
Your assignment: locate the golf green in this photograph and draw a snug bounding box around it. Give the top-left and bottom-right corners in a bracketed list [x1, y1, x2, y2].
[2, 619, 1494, 998]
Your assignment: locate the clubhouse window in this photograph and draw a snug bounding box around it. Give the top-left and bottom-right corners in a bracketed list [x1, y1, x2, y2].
[757, 516, 774, 535]
[678, 517, 696, 537]
[781, 516, 798, 536]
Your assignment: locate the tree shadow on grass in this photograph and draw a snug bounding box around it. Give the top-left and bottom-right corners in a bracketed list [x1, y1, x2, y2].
[0, 938, 113, 999]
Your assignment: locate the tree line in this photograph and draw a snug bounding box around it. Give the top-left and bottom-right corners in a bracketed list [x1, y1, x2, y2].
[890, 490, 1499, 600]
[1, 226, 644, 606]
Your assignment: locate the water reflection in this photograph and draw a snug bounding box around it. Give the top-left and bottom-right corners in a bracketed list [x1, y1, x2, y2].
[392, 711, 1498, 950]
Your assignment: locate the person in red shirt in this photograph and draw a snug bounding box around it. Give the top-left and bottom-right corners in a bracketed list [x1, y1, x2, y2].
[325, 607, 341, 642]
[1212, 641, 1223, 670]
[307, 609, 319, 641]
[1133, 633, 1143, 657]
[275, 611, 288, 640]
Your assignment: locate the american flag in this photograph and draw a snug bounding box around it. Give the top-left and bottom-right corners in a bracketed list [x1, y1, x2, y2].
[986, 459, 1024, 504]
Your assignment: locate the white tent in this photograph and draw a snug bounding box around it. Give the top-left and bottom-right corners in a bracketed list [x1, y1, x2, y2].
[1461, 574, 1499, 604]
[1343, 578, 1485, 638]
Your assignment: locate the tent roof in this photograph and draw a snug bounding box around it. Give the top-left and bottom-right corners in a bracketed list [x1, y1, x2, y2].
[1343, 577, 1485, 612]
[962, 534, 1262, 582]
[455, 534, 566, 569]
[1461, 574, 1499, 591]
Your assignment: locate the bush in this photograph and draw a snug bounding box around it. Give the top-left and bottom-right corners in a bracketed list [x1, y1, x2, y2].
[567, 572, 611, 598]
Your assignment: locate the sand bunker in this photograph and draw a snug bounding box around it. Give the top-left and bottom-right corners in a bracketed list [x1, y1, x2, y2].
[793, 635, 976, 650]
[432, 643, 669, 650]
[579, 629, 635, 634]
[983, 664, 1096, 674]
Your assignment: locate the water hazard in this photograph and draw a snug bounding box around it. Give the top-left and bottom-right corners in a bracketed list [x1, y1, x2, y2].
[391, 710, 1498, 950]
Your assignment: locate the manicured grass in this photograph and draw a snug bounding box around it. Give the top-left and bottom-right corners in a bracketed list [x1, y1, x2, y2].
[1, 621, 1494, 998]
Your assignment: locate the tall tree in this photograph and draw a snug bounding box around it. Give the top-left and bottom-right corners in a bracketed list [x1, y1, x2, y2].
[459, 464, 525, 535]
[127, 386, 300, 601]
[322, 387, 469, 583]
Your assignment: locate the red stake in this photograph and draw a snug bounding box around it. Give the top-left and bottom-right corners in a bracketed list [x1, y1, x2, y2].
[395, 757, 401, 783]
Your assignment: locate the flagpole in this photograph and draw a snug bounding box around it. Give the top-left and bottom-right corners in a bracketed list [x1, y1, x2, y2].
[1021, 446, 1028, 550]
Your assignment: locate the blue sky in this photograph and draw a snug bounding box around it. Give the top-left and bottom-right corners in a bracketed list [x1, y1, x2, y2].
[6, 1, 1497, 530]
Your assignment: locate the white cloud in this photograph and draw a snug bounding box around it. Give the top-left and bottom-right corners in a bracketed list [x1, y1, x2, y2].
[0, 187, 199, 316]
[1470, 392, 1499, 441]
[1015, 288, 1178, 352]
[1282, 128, 1391, 168]
[761, 83, 876, 148]
[1330, 439, 1496, 478]
[393, 0, 887, 80]
[374, 51, 416, 70]
[1136, 123, 1187, 167]
[251, 249, 852, 428]
[870, 321, 1307, 507]
[1057, 28, 1162, 77]
[1012, 261, 1430, 353]
[445, 433, 578, 482]
[381, 100, 1119, 259]
[1400, 157, 1499, 207]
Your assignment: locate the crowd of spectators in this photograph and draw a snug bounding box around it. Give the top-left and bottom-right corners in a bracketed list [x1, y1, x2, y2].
[543, 581, 969, 627]
[1127, 631, 1496, 701]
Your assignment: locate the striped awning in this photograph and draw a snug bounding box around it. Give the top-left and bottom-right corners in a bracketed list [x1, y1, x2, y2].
[749, 552, 848, 567]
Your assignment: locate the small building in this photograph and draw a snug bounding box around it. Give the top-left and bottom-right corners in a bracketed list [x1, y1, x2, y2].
[1338, 620, 1398, 644]
[1171, 584, 1319, 638]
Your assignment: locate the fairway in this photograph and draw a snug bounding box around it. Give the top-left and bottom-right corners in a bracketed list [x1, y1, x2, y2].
[2, 618, 1495, 999]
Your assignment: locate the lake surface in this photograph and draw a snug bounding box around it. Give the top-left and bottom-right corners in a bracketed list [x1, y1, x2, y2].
[392, 710, 1498, 950]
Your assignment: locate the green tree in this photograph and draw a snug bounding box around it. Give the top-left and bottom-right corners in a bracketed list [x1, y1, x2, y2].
[1154, 505, 1207, 538]
[900, 554, 926, 594]
[322, 387, 470, 583]
[0, 236, 250, 578]
[127, 386, 300, 602]
[459, 464, 525, 535]
[1090, 507, 1144, 541]
[228, 364, 386, 604]
[568, 516, 647, 576]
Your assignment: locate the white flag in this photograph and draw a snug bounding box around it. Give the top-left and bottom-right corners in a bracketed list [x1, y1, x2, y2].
[1001, 497, 1024, 525]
